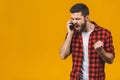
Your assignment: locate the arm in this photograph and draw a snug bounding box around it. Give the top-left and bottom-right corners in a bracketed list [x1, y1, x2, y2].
[59, 20, 74, 60]
[94, 40, 115, 64]
[96, 47, 114, 64]
[59, 33, 73, 59]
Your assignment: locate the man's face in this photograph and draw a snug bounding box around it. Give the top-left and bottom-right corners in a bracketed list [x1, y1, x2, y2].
[70, 12, 87, 32]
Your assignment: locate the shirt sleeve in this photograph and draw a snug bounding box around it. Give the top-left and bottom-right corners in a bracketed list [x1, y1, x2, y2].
[104, 31, 115, 58]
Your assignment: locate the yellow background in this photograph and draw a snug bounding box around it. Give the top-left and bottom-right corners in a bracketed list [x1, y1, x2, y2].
[0, 0, 120, 80]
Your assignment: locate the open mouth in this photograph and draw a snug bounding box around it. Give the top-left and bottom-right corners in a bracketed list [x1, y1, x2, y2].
[75, 26, 79, 28]
[74, 24, 80, 29]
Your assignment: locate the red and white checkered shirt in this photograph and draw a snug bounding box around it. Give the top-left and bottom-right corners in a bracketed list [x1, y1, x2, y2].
[69, 22, 115, 80]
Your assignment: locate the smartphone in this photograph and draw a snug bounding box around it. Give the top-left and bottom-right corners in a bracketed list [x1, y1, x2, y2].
[69, 23, 74, 30]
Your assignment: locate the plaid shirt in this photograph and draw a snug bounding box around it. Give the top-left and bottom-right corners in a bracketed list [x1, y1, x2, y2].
[69, 22, 115, 80]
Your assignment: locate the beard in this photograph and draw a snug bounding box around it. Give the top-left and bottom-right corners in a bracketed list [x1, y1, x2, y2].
[75, 20, 87, 34]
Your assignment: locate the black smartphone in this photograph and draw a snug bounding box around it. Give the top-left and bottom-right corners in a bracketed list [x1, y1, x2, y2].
[69, 23, 74, 30]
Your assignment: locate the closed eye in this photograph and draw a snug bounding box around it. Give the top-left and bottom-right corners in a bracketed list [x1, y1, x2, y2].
[75, 18, 81, 20]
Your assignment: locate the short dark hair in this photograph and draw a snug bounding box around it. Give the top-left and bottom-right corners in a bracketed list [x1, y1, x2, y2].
[70, 3, 89, 17]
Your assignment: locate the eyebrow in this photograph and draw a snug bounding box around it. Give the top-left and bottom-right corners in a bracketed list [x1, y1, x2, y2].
[71, 17, 81, 20]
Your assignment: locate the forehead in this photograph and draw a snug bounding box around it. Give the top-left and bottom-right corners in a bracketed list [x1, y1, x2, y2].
[70, 12, 83, 18]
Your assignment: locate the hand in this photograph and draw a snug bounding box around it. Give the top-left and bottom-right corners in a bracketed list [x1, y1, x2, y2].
[66, 20, 74, 34]
[94, 40, 104, 49]
[93, 40, 104, 53]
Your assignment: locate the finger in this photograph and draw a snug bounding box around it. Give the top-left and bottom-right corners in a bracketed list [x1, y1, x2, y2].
[96, 41, 104, 47]
[94, 43, 101, 49]
[94, 44, 98, 49]
[99, 41, 104, 47]
[98, 41, 101, 44]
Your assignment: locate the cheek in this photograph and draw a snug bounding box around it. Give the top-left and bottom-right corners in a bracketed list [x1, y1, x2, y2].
[78, 18, 85, 23]
[77, 20, 82, 24]
[78, 20, 84, 25]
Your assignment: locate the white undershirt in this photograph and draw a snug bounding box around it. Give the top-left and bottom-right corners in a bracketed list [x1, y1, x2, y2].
[81, 30, 93, 80]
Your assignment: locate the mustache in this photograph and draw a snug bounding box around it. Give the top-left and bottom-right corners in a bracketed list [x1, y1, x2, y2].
[73, 23, 80, 27]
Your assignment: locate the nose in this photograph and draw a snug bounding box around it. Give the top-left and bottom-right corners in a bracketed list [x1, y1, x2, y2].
[72, 20, 77, 24]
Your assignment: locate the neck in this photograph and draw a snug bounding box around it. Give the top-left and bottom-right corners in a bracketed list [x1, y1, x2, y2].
[85, 21, 95, 32]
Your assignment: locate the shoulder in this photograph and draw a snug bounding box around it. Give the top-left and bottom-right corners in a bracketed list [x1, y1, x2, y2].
[97, 25, 112, 36]
[92, 21, 111, 34]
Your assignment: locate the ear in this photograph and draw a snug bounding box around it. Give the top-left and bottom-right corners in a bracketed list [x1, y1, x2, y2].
[85, 15, 89, 21]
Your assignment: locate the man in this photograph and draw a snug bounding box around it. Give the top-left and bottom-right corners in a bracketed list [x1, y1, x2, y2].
[59, 3, 115, 80]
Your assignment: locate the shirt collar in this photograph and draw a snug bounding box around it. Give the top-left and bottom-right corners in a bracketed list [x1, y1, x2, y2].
[91, 21, 99, 32]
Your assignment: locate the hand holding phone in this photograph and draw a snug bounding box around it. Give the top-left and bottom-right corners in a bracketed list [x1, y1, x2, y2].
[66, 20, 74, 34]
[69, 23, 74, 30]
